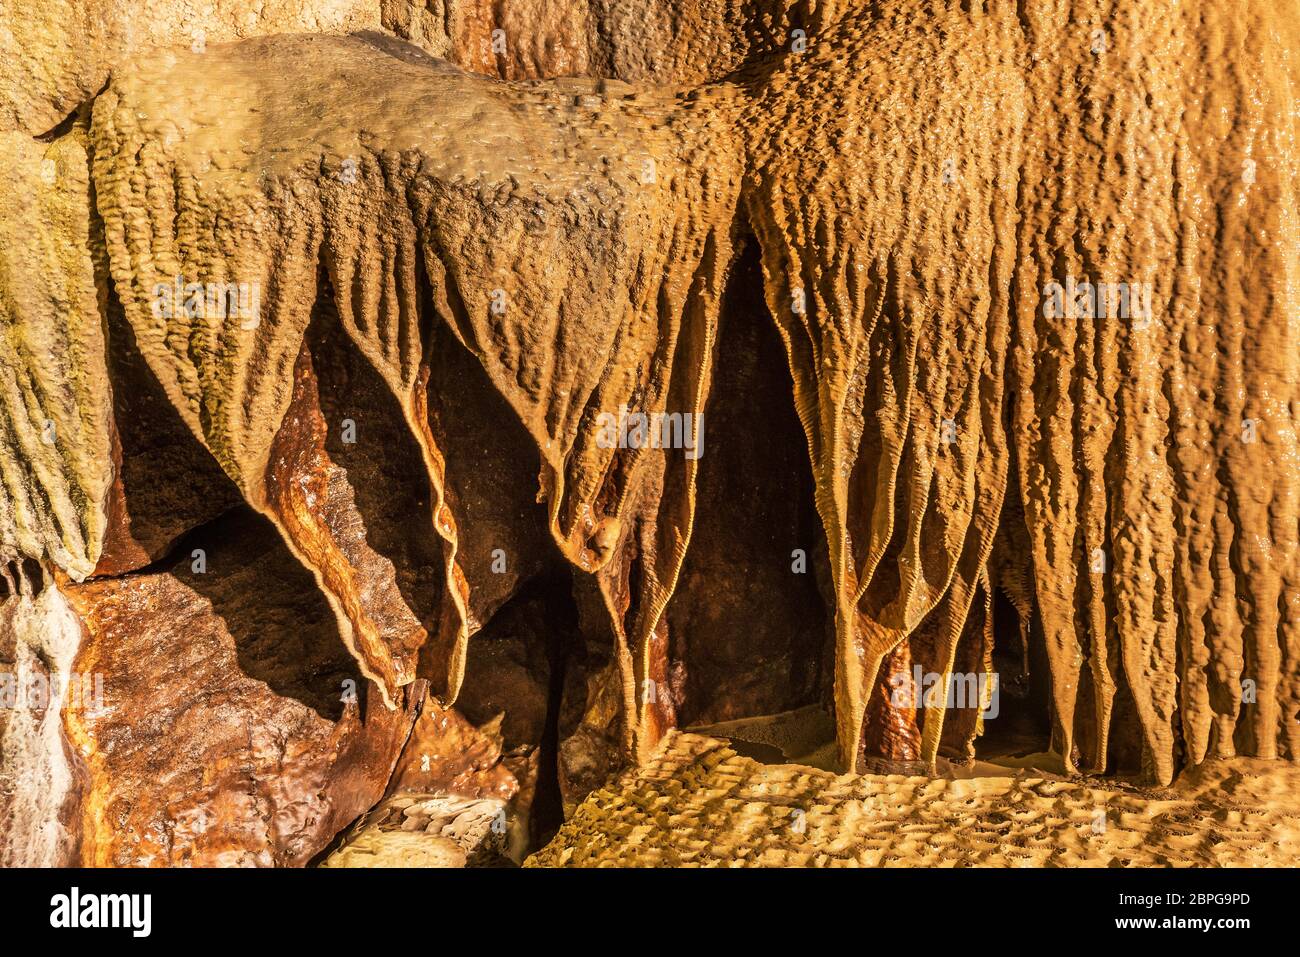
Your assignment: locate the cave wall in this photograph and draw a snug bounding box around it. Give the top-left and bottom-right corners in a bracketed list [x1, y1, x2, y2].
[0, 0, 1296, 866]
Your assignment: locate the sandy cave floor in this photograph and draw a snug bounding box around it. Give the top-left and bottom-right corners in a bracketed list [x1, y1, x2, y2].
[524, 731, 1300, 868]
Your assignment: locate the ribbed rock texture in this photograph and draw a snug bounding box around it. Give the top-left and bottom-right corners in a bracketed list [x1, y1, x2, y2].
[0, 0, 1295, 867]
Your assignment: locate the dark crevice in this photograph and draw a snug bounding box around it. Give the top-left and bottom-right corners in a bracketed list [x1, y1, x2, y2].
[977, 587, 1053, 761]
[95, 505, 243, 581]
[529, 565, 579, 850]
[667, 232, 832, 727]
[33, 84, 104, 143]
[454, 560, 584, 853]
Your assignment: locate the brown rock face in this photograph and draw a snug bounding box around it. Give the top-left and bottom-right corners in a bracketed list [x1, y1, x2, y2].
[62, 509, 417, 866]
[1, 0, 1297, 868]
[861, 641, 922, 767]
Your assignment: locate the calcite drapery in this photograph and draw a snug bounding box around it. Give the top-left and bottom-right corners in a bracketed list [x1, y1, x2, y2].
[86, 2, 1297, 785]
[90, 34, 745, 762]
[1, 1, 1296, 871]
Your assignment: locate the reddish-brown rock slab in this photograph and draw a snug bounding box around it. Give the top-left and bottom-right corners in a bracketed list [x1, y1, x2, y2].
[61, 508, 418, 867]
[326, 684, 523, 866]
[860, 639, 922, 769]
[385, 689, 518, 802]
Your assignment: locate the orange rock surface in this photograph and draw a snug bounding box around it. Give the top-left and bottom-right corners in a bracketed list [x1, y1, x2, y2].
[0, 0, 1295, 866]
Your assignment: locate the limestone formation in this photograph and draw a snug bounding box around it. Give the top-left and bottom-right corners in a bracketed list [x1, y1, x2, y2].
[0, 0, 1295, 868]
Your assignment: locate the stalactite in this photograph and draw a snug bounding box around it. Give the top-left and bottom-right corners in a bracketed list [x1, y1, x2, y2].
[0, 5, 1294, 873]
[742, 3, 1027, 769]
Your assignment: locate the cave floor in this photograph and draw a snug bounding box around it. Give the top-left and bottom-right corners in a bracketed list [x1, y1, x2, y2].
[525, 732, 1300, 867]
